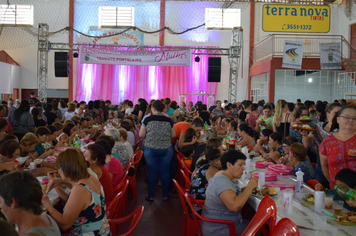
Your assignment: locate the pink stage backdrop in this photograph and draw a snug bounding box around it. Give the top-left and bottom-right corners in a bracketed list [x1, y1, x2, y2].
[75, 53, 218, 104]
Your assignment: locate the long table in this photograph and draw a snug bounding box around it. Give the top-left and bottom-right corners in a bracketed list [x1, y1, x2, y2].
[37, 176, 60, 206]
[237, 157, 355, 236]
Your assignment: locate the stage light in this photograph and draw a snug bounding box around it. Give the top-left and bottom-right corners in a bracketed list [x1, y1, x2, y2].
[195, 56, 200, 62]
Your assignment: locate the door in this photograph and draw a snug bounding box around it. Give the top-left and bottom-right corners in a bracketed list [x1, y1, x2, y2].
[21, 89, 38, 101]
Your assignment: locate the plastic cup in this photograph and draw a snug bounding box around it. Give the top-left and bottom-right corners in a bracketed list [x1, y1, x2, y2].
[333, 200, 344, 215]
[314, 191, 324, 213]
[29, 162, 35, 170]
[34, 159, 42, 168]
[245, 159, 251, 173]
[258, 172, 265, 189]
[324, 194, 333, 209]
[283, 189, 294, 214]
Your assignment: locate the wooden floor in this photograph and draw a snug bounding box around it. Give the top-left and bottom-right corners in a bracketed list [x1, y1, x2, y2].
[123, 169, 184, 236]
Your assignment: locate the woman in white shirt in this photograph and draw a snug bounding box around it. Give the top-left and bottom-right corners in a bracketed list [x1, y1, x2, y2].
[64, 103, 76, 121]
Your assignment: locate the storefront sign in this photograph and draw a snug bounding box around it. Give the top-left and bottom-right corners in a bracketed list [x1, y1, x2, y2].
[282, 41, 304, 69]
[79, 47, 191, 67]
[262, 5, 330, 33]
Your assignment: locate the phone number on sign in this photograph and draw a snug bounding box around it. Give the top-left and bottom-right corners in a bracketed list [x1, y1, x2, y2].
[282, 24, 312, 30]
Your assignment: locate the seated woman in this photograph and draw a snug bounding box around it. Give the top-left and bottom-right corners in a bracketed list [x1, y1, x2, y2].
[42, 148, 110, 235]
[193, 137, 223, 170]
[201, 150, 258, 236]
[190, 149, 222, 200]
[335, 169, 356, 210]
[178, 127, 199, 149]
[279, 136, 299, 166]
[235, 122, 254, 149]
[20, 133, 53, 160]
[253, 128, 273, 155]
[0, 139, 21, 176]
[289, 142, 314, 182]
[96, 139, 124, 187]
[118, 128, 134, 158]
[84, 144, 114, 203]
[105, 128, 131, 168]
[265, 132, 284, 163]
[0, 171, 61, 236]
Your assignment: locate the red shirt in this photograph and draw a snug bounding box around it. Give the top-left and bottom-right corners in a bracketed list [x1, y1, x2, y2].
[319, 134, 356, 189]
[105, 156, 124, 187]
[171, 122, 190, 143]
[98, 165, 114, 202]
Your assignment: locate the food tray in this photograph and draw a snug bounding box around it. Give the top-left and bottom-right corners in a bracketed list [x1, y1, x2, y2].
[256, 161, 274, 169]
[251, 171, 278, 181]
[268, 164, 293, 175]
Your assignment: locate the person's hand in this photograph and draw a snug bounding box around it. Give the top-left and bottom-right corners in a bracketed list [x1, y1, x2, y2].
[31, 167, 53, 177]
[314, 183, 325, 191]
[247, 176, 258, 190]
[300, 130, 308, 137]
[346, 199, 356, 208]
[46, 149, 55, 156]
[28, 152, 38, 160]
[42, 189, 50, 205]
[47, 178, 65, 192]
[0, 162, 18, 171]
[47, 170, 59, 180]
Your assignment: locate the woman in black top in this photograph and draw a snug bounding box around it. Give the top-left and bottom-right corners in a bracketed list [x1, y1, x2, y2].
[199, 104, 210, 125]
[138, 98, 148, 123]
[31, 108, 46, 127]
[44, 103, 58, 125]
[139, 100, 176, 201]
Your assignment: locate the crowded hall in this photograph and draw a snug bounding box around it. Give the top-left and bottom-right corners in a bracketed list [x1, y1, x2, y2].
[1, 0, 356, 235]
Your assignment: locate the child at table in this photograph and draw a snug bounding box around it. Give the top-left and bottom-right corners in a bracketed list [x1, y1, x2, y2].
[289, 142, 314, 182]
[335, 169, 356, 210]
[179, 145, 194, 170]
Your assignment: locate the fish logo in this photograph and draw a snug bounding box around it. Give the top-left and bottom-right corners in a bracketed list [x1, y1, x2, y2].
[286, 48, 298, 60]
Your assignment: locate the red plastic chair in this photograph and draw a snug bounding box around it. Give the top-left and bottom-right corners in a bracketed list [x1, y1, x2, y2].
[134, 140, 141, 154]
[173, 179, 198, 236]
[113, 171, 129, 196]
[180, 169, 191, 190]
[108, 205, 144, 236]
[242, 196, 277, 236]
[271, 218, 300, 236]
[106, 179, 129, 219]
[311, 162, 317, 170]
[127, 150, 143, 202]
[306, 179, 321, 190]
[184, 192, 236, 236]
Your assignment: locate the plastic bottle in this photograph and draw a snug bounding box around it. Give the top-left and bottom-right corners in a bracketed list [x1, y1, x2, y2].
[204, 121, 208, 132]
[334, 185, 355, 201]
[73, 134, 80, 148]
[225, 131, 230, 151]
[295, 168, 304, 193]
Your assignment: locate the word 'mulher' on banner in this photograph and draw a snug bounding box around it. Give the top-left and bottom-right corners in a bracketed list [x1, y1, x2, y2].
[262, 4, 330, 33]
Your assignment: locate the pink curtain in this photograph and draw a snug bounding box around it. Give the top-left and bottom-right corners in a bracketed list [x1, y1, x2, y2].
[75, 53, 218, 104]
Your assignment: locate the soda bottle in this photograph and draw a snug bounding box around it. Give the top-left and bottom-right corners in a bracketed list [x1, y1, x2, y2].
[334, 185, 355, 201]
[204, 121, 208, 132]
[225, 131, 230, 151]
[73, 134, 81, 148]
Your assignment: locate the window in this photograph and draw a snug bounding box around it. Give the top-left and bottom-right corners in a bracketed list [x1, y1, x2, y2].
[0, 5, 33, 26]
[98, 6, 135, 28]
[205, 8, 241, 30]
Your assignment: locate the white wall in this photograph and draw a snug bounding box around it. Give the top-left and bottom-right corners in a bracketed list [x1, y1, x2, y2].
[0, 62, 20, 93]
[4, 0, 69, 91]
[337, 4, 355, 45]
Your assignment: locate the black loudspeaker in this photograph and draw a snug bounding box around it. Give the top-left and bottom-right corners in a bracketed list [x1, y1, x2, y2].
[208, 57, 221, 82]
[54, 52, 69, 77]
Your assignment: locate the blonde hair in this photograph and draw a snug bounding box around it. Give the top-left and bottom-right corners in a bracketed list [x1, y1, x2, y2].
[56, 148, 90, 181]
[274, 99, 287, 127]
[118, 128, 128, 141]
[67, 103, 76, 112]
[20, 133, 40, 146]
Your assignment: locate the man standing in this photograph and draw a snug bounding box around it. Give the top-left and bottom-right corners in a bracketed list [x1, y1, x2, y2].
[7, 98, 16, 115]
[28, 91, 39, 104]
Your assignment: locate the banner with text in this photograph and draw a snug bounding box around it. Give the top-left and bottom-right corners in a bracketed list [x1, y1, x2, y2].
[320, 43, 342, 69]
[282, 41, 304, 69]
[79, 47, 191, 67]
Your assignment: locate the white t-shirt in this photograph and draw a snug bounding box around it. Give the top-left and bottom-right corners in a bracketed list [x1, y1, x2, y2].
[64, 111, 75, 121]
[125, 107, 134, 115]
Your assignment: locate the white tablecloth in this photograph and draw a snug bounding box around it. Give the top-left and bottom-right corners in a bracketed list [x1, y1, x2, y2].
[37, 176, 60, 206]
[238, 158, 355, 236]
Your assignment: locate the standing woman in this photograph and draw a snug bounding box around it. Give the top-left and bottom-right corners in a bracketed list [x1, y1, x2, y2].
[8, 100, 35, 140]
[139, 100, 176, 202]
[273, 99, 293, 138]
[255, 104, 273, 134]
[100, 101, 109, 122]
[319, 106, 356, 190]
[137, 98, 148, 123]
[64, 103, 76, 121]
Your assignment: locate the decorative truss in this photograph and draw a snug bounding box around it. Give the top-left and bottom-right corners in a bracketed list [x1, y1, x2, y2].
[37, 24, 242, 102]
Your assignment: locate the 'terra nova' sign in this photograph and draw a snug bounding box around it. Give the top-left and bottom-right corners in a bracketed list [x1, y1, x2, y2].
[262, 4, 330, 33]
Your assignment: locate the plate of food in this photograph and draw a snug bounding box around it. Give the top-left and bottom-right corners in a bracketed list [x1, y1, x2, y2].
[251, 187, 277, 198]
[291, 124, 315, 131]
[302, 194, 315, 205]
[299, 116, 313, 122]
[330, 211, 356, 226]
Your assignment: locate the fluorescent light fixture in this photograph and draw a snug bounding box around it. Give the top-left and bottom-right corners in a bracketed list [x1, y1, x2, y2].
[308, 78, 313, 83]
